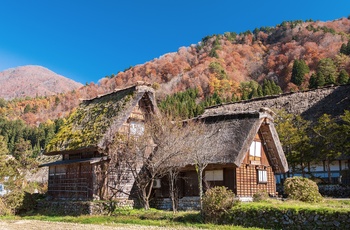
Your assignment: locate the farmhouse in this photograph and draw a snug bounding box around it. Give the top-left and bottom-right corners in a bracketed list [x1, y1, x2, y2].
[153, 108, 288, 209]
[203, 84, 350, 185]
[40, 83, 288, 209]
[40, 83, 157, 200]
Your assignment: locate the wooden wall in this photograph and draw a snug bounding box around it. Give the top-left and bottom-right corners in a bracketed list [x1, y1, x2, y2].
[236, 133, 276, 197]
[48, 162, 93, 200]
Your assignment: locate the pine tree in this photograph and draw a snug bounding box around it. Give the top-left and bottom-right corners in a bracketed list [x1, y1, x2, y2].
[291, 59, 309, 86]
[309, 74, 318, 89]
[340, 41, 350, 55]
[338, 69, 349, 85]
[316, 58, 337, 86]
[257, 85, 264, 97]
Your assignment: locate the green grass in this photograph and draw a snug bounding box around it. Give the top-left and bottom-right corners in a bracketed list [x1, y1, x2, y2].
[2, 199, 350, 229]
[240, 198, 350, 212]
[0, 209, 262, 229]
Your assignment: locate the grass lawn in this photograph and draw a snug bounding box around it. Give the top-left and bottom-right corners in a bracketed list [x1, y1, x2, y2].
[237, 198, 350, 212]
[1, 198, 350, 229]
[0, 209, 263, 230]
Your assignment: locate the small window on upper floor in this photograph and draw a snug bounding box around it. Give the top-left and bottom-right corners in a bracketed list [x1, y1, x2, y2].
[250, 141, 261, 157]
[130, 121, 145, 136]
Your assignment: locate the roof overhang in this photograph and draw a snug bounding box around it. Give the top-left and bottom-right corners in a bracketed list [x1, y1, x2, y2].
[39, 156, 110, 167]
[43, 146, 98, 156]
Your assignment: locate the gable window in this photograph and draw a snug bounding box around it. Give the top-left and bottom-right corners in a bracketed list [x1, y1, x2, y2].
[205, 170, 223, 181]
[250, 141, 261, 157]
[257, 170, 267, 183]
[130, 121, 144, 136]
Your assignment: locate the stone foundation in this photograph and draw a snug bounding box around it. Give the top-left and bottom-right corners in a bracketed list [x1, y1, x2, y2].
[152, 196, 200, 210]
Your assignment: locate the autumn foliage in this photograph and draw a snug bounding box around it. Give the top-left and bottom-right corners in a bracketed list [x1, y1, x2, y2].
[1, 17, 350, 125]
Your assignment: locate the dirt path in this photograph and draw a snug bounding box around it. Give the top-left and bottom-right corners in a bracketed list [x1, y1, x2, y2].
[0, 219, 195, 230]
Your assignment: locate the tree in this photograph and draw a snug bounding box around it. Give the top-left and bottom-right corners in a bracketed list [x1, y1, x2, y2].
[338, 69, 349, 85]
[0, 98, 6, 108]
[339, 110, 350, 156]
[340, 41, 350, 55]
[316, 58, 337, 86]
[0, 135, 9, 177]
[308, 74, 318, 89]
[291, 59, 309, 86]
[112, 116, 189, 210]
[23, 104, 32, 114]
[312, 114, 341, 183]
[274, 110, 311, 177]
[185, 120, 231, 211]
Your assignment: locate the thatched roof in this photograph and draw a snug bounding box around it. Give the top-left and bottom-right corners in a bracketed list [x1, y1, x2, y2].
[192, 108, 288, 173]
[44, 84, 156, 155]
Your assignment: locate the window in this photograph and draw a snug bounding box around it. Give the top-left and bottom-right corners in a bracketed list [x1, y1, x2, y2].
[250, 141, 261, 157]
[130, 121, 144, 136]
[258, 170, 267, 183]
[205, 170, 223, 181]
[55, 165, 66, 176]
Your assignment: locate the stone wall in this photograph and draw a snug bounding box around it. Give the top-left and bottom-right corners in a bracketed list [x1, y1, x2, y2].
[318, 185, 350, 198]
[151, 196, 200, 210]
[204, 84, 350, 121]
[226, 206, 350, 229]
[37, 199, 134, 215]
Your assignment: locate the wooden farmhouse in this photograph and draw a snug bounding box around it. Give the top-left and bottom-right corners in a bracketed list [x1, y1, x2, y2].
[40, 83, 288, 209]
[153, 108, 289, 208]
[40, 83, 157, 201]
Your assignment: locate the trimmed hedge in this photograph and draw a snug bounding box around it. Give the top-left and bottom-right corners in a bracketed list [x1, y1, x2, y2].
[220, 203, 350, 229]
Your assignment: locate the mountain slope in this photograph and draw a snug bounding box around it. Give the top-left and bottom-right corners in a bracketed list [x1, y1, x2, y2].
[2, 17, 350, 125]
[98, 17, 350, 99]
[0, 65, 83, 100]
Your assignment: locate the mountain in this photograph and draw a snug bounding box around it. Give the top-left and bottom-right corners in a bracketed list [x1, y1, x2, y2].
[1, 17, 350, 125]
[0, 65, 83, 100]
[98, 17, 350, 99]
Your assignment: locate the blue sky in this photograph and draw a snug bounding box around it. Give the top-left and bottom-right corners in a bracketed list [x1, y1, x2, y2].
[0, 1, 349, 84]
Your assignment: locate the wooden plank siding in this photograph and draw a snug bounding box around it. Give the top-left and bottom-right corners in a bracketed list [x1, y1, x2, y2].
[48, 163, 93, 200]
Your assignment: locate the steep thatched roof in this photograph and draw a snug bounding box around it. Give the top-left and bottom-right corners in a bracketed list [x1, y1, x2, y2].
[44, 84, 156, 155]
[192, 108, 288, 173]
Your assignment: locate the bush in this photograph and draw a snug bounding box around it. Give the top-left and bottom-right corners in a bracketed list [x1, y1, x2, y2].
[284, 177, 323, 203]
[0, 198, 11, 215]
[253, 190, 269, 202]
[2, 190, 25, 214]
[202, 186, 239, 223]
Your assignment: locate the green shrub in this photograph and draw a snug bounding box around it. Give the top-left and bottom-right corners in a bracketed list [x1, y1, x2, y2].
[284, 177, 323, 203]
[2, 190, 25, 214]
[0, 198, 12, 215]
[202, 186, 239, 223]
[253, 190, 269, 202]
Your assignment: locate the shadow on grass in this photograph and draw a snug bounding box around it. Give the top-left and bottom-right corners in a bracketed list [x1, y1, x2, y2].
[173, 212, 204, 224]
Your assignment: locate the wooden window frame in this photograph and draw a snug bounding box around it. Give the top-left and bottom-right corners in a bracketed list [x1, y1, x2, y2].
[257, 169, 267, 184]
[250, 141, 262, 157]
